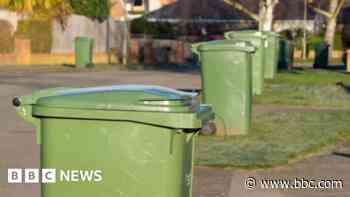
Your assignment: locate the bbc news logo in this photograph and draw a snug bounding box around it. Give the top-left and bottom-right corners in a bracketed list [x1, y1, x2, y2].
[8, 169, 103, 183]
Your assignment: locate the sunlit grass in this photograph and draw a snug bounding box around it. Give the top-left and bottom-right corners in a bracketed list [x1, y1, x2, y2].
[255, 69, 350, 107]
[196, 111, 350, 168]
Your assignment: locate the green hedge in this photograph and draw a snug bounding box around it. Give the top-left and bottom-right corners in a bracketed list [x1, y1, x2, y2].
[71, 0, 109, 22]
[15, 19, 52, 53]
[294, 32, 343, 50]
[130, 17, 175, 38]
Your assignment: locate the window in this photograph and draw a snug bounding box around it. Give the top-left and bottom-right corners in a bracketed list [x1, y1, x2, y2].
[134, 0, 143, 6]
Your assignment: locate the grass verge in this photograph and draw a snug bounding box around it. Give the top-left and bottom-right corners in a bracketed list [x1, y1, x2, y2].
[196, 111, 350, 168]
[254, 69, 350, 107]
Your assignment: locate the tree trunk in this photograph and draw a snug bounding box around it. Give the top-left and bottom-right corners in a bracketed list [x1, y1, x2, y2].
[258, 1, 265, 31]
[261, 0, 275, 31]
[259, 0, 278, 31]
[224, 0, 279, 31]
[325, 17, 337, 53]
[106, 18, 111, 64]
[325, 0, 340, 54]
[122, 20, 129, 65]
[302, 0, 307, 59]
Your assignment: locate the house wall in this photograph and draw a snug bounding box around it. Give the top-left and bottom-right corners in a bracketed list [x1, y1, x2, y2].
[148, 0, 161, 12]
[274, 20, 315, 33]
[51, 15, 117, 53]
[110, 0, 144, 20]
[110, 0, 126, 20]
[0, 9, 23, 34]
[147, 0, 176, 12]
[160, 0, 177, 6]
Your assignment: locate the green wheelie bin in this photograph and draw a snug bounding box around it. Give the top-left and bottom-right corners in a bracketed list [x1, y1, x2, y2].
[278, 39, 294, 70]
[224, 30, 267, 95]
[13, 85, 214, 197]
[313, 42, 329, 69]
[192, 40, 255, 136]
[75, 36, 94, 67]
[262, 31, 281, 79]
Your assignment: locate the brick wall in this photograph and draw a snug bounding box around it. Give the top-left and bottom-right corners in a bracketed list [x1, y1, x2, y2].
[0, 38, 119, 66]
[160, 0, 177, 6]
[0, 38, 186, 66]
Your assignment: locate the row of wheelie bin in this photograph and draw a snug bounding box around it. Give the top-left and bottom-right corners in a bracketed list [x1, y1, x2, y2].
[191, 30, 293, 137]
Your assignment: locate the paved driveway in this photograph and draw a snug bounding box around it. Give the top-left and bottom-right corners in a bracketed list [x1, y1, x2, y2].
[0, 69, 349, 197]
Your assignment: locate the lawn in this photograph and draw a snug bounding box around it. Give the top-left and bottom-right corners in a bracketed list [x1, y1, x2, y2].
[197, 68, 350, 168]
[196, 110, 350, 168]
[254, 69, 350, 107]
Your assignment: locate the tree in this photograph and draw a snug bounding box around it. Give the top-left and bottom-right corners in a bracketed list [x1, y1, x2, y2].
[0, 0, 71, 25]
[223, 0, 280, 31]
[70, 0, 111, 62]
[70, 0, 109, 22]
[308, 0, 345, 53]
[110, 0, 130, 65]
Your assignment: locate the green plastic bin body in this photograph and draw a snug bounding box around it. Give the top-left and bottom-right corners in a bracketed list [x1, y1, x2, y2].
[313, 42, 329, 69]
[225, 31, 266, 95]
[75, 37, 94, 67]
[263, 31, 281, 79]
[193, 40, 255, 136]
[278, 39, 288, 69]
[278, 39, 294, 70]
[14, 85, 214, 197]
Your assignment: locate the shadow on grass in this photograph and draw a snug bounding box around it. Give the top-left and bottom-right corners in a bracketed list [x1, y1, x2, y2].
[62, 64, 76, 68]
[336, 81, 350, 93]
[139, 63, 200, 74]
[196, 111, 350, 169]
[278, 68, 304, 74]
[322, 64, 346, 71]
[333, 152, 350, 159]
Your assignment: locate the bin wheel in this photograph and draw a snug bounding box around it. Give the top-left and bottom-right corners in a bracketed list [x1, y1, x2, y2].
[200, 122, 216, 136]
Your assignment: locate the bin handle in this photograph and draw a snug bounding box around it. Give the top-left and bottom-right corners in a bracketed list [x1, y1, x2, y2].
[13, 97, 41, 144]
[224, 32, 232, 39]
[191, 44, 200, 56]
[191, 42, 207, 61]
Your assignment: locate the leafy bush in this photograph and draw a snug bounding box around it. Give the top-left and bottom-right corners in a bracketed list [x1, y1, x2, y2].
[130, 17, 175, 38]
[0, 20, 14, 53]
[15, 19, 52, 53]
[70, 0, 109, 22]
[293, 32, 343, 50]
[342, 24, 350, 49]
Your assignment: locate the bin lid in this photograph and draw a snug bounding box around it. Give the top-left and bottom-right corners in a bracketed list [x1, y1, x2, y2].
[263, 31, 281, 38]
[197, 40, 255, 52]
[34, 85, 198, 113]
[225, 30, 267, 39]
[29, 85, 214, 129]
